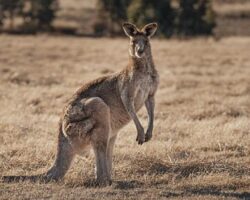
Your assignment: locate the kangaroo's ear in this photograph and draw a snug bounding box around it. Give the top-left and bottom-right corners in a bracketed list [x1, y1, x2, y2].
[142, 23, 158, 38]
[122, 22, 138, 37]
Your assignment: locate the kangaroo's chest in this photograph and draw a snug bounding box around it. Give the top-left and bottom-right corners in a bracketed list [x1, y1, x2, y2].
[134, 73, 158, 111]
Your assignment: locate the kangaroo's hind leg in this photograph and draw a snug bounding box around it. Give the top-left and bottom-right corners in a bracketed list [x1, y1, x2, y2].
[107, 135, 117, 177]
[63, 97, 111, 186]
[83, 97, 112, 186]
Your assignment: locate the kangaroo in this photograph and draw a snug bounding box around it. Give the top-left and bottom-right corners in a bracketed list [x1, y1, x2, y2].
[2, 22, 159, 186]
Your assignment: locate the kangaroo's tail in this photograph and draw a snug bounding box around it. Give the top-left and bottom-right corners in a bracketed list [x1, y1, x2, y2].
[2, 121, 74, 183]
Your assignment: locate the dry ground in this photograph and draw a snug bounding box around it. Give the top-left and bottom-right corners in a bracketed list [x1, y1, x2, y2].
[0, 35, 250, 199]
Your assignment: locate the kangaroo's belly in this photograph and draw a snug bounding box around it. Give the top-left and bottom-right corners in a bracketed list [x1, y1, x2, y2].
[109, 85, 151, 131]
[107, 92, 147, 132]
[134, 74, 156, 111]
[110, 105, 131, 132]
[134, 86, 150, 111]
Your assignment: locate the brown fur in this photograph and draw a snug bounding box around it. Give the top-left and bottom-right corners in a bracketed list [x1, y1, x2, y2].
[2, 22, 159, 186]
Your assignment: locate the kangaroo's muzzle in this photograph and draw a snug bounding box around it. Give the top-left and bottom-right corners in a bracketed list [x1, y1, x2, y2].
[135, 43, 145, 58]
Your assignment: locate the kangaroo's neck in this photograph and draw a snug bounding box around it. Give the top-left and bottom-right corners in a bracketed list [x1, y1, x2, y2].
[129, 49, 156, 73]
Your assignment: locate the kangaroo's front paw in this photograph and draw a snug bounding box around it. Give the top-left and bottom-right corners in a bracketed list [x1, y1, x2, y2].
[145, 131, 152, 142]
[136, 127, 145, 145]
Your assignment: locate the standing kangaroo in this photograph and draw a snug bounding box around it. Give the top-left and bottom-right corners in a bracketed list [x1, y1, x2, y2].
[2, 22, 159, 186]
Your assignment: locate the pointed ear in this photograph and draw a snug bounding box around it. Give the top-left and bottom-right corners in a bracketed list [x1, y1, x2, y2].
[122, 22, 138, 37]
[142, 23, 158, 38]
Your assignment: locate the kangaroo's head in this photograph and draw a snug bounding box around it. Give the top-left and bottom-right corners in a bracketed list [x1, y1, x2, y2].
[122, 22, 158, 59]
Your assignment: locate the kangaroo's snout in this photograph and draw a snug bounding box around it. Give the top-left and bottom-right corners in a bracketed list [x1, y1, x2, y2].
[135, 42, 145, 58]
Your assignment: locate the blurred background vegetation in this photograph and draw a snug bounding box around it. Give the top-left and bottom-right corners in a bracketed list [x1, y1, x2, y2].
[0, 0, 249, 37]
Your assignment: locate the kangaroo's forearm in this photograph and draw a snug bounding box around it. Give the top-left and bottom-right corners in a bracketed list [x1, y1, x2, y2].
[120, 87, 144, 131]
[121, 94, 145, 144]
[145, 95, 155, 141]
[122, 97, 143, 130]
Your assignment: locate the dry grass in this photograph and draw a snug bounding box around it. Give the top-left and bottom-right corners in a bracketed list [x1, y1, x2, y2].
[0, 35, 250, 199]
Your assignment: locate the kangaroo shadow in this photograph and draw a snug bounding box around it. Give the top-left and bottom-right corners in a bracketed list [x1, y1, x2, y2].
[161, 189, 250, 199]
[113, 180, 144, 190]
[135, 158, 250, 199]
[67, 178, 144, 189]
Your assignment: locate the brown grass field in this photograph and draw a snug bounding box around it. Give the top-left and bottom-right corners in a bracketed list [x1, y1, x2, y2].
[0, 35, 250, 199]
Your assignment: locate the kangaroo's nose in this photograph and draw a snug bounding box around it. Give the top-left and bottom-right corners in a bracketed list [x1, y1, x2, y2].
[138, 48, 143, 54]
[136, 44, 144, 54]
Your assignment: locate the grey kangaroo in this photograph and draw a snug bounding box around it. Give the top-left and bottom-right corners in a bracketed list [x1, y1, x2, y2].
[3, 22, 159, 186]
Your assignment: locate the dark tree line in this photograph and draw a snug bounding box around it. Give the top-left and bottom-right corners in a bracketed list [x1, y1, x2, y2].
[0, 0, 58, 32]
[96, 0, 216, 37]
[0, 0, 216, 37]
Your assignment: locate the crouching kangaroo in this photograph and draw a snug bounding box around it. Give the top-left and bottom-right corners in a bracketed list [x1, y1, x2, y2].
[2, 22, 159, 186]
